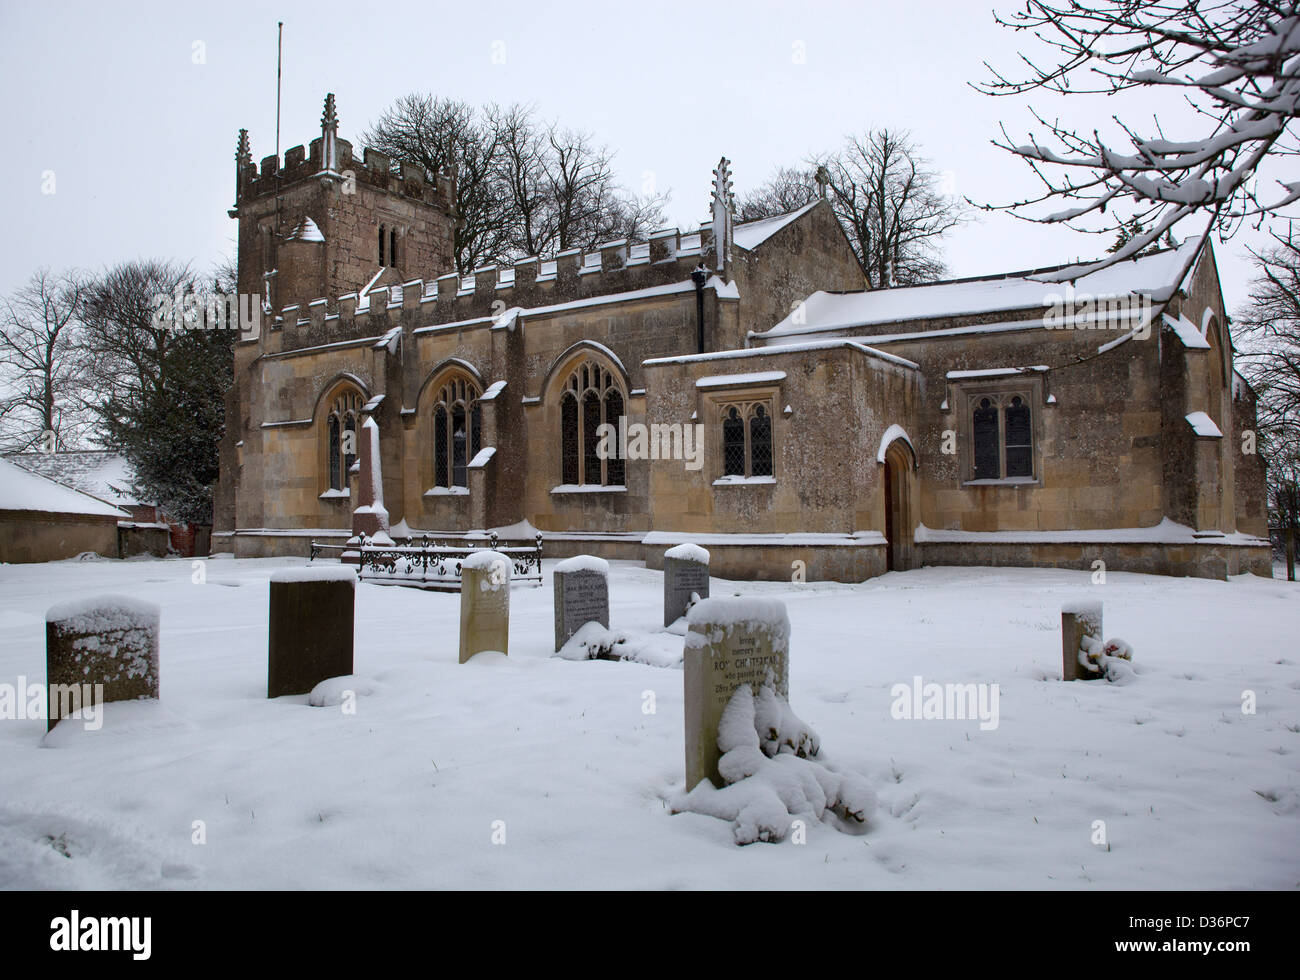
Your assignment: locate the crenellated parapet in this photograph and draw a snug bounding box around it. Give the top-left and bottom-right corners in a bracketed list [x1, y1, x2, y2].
[234, 92, 456, 214]
[263, 224, 720, 354]
[237, 138, 456, 213]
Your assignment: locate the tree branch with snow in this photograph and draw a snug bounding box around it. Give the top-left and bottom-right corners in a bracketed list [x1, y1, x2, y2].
[974, 1, 1300, 279]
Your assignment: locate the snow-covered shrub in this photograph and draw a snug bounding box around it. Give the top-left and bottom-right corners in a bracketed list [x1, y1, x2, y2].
[1079, 635, 1137, 684]
[556, 622, 681, 667]
[672, 684, 875, 845]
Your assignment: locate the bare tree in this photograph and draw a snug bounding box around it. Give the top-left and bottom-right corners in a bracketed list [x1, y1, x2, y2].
[537, 124, 663, 253]
[1237, 224, 1300, 576]
[742, 130, 965, 289]
[822, 130, 965, 288]
[364, 95, 667, 271]
[0, 269, 90, 453]
[364, 94, 513, 274]
[79, 260, 192, 417]
[976, 1, 1300, 279]
[736, 166, 818, 223]
[78, 259, 232, 523]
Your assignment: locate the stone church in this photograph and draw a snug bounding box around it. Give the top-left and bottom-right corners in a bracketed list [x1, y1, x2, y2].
[214, 94, 1271, 581]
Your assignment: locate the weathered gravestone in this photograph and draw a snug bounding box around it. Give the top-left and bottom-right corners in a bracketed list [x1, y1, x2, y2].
[460, 550, 511, 663]
[45, 595, 161, 730]
[683, 597, 790, 791]
[268, 566, 356, 698]
[553, 555, 610, 652]
[1061, 600, 1103, 681]
[663, 543, 710, 627]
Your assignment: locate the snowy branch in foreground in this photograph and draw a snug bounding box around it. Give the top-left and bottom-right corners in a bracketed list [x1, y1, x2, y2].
[975, 1, 1300, 278]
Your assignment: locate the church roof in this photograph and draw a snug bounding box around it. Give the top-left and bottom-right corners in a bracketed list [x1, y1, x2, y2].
[5, 450, 145, 507]
[0, 457, 131, 518]
[733, 202, 820, 251]
[756, 237, 1204, 342]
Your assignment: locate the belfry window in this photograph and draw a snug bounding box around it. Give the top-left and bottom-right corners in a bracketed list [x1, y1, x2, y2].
[378, 225, 385, 266]
[559, 360, 626, 486]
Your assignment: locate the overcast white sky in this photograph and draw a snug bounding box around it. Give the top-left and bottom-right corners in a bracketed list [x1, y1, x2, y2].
[0, 0, 1281, 314]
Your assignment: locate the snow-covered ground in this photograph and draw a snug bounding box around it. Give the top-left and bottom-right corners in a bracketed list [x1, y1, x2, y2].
[0, 555, 1296, 889]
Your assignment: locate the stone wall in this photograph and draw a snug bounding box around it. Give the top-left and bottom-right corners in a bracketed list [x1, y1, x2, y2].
[0, 511, 120, 562]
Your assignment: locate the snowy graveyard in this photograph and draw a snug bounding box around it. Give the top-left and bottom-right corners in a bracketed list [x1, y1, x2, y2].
[0, 553, 1297, 889]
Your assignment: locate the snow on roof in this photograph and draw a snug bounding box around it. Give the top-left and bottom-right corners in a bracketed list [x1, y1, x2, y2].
[1163, 312, 1212, 349]
[0, 457, 131, 518]
[285, 216, 324, 243]
[1186, 411, 1223, 437]
[415, 278, 736, 336]
[732, 202, 819, 251]
[758, 238, 1203, 340]
[7, 451, 144, 507]
[946, 366, 1049, 380]
[696, 370, 786, 389]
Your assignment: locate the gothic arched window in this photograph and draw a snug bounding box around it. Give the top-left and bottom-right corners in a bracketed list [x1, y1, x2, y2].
[558, 359, 626, 486]
[429, 375, 483, 489]
[969, 391, 1034, 481]
[325, 387, 363, 492]
[749, 404, 773, 477]
[719, 400, 775, 479]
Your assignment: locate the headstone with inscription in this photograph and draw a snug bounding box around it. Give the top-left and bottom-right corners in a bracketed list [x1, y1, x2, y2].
[683, 596, 790, 791]
[663, 543, 710, 627]
[268, 566, 356, 698]
[460, 550, 511, 663]
[553, 555, 610, 652]
[1061, 600, 1103, 681]
[45, 595, 161, 730]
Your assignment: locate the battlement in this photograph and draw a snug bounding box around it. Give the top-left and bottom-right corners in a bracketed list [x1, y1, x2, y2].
[259, 224, 723, 354]
[234, 93, 456, 214]
[237, 137, 456, 212]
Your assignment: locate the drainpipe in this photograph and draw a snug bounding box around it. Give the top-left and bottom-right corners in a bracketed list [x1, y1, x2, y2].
[691, 263, 709, 354]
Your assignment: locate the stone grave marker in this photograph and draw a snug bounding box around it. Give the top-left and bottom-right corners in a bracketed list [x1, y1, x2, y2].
[45, 595, 161, 730]
[683, 596, 790, 791]
[663, 543, 710, 627]
[553, 555, 610, 652]
[460, 550, 511, 663]
[1061, 600, 1103, 681]
[268, 566, 356, 697]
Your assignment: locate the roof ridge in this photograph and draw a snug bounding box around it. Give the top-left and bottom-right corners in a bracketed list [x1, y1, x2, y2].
[819, 243, 1186, 295]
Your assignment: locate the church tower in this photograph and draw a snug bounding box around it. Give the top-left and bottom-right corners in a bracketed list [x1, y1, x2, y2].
[231, 93, 458, 312]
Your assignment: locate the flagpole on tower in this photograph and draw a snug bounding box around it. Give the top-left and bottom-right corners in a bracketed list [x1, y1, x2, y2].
[271, 21, 284, 314]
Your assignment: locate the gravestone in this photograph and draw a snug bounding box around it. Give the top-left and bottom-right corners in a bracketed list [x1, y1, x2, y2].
[460, 550, 511, 663]
[45, 595, 161, 730]
[663, 543, 710, 627]
[553, 555, 610, 652]
[268, 567, 356, 698]
[1061, 600, 1103, 681]
[683, 596, 790, 791]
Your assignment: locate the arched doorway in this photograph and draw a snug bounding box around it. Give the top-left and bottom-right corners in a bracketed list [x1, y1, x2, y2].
[882, 439, 917, 572]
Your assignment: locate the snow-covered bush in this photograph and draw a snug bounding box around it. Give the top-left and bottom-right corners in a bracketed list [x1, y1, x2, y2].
[556, 621, 681, 667]
[1079, 635, 1137, 684]
[672, 684, 876, 845]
